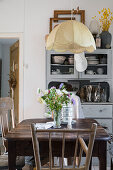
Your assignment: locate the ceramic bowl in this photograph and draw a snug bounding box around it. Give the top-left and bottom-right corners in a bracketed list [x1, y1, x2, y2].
[52, 56, 66, 64]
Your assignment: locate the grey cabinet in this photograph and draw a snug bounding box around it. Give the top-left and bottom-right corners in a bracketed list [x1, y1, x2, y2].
[46, 49, 113, 132]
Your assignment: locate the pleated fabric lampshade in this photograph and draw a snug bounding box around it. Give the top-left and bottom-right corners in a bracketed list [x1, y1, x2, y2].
[46, 20, 96, 53]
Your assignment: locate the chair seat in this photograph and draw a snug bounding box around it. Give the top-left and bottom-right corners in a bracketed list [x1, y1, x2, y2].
[0, 153, 25, 168]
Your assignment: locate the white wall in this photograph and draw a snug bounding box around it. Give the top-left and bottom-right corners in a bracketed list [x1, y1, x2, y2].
[0, 0, 113, 120]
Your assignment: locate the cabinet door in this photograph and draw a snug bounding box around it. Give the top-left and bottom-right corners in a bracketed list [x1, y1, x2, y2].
[82, 104, 113, 133]
[46, 50, 78, 79]
[79, 49, 112, 79]
[82, 104, 112, 118]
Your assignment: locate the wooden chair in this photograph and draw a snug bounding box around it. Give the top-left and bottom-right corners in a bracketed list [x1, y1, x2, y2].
[31, 123, 97, 170]
[0, 97, 25, 170]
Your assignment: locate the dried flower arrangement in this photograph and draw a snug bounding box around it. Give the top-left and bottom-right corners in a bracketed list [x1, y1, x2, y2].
[8, 71, 17, 89]
[93, 8, 113, 31]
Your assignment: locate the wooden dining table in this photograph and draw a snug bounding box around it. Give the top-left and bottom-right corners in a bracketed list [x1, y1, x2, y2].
[5, 118, 110, 170]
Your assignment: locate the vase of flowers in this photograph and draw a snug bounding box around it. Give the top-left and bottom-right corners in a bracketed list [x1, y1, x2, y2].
[100, 31, 112, 49]
[93, 8, 113, 48]
[37, 83, 75, 128]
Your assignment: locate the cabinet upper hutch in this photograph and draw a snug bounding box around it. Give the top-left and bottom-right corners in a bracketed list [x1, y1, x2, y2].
[46, 49, 112, 88]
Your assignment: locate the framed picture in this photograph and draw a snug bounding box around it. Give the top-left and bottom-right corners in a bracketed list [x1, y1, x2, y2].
[54, 10, 85, 23]
[50, 17, 73, 33]
[49, 9, 85, 32]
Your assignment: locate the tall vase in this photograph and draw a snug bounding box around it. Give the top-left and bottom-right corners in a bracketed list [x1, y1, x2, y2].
[53, 110, 61, 128]
[100, 31, 112, 49]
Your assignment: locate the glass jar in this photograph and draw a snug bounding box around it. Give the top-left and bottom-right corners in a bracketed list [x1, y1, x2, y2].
[61, 104, 73, 125]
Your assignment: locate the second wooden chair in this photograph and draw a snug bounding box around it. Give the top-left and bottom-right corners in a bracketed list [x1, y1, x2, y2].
[31, 123, 97, 170]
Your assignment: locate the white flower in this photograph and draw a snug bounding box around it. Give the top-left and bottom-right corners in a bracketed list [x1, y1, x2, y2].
[37, 97, 44, 104]
[44, 89, 48, 95]
[62, 89, 68, 94]
[56, 89, 62, 96]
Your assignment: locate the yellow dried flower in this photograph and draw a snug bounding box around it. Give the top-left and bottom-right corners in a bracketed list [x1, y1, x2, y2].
[108, 8, 110, 13]
[93, 8, 113, 31]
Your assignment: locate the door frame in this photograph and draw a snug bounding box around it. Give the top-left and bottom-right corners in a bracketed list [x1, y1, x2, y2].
[0, 33, 24, 122]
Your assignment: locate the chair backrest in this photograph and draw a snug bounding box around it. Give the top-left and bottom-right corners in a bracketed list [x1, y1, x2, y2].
[0, 97, 15, 151]
[31, 123, 97, 170]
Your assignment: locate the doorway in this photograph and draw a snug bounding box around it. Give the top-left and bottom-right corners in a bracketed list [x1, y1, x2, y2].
[0, 39, 19, 123]
[0, 33, 24, 122]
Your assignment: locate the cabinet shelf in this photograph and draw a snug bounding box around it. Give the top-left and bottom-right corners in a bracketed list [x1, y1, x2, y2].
[51, 64, 74, 67]
[88, 64, 107, 67]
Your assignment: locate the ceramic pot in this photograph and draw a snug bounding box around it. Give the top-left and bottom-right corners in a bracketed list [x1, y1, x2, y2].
[100, 31, 112, 49]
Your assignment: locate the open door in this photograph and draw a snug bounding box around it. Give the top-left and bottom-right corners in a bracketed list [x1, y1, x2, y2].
[10, 40, 19, 124]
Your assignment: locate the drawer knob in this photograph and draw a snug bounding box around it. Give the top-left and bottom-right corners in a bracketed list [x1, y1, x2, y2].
[99, 109, 103, 112]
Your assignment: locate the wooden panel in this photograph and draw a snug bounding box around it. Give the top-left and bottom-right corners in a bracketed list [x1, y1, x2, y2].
[82, 105, 112, 118]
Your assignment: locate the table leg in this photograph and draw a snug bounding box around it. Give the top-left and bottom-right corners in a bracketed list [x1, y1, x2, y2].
[98, 141, 107, 170]
[8, 141, 16, 170]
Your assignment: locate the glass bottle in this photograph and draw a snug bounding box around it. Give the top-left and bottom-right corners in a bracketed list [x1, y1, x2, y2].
[96, 34, 101, 48]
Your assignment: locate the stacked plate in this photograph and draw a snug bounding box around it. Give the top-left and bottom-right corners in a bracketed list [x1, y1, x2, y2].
[86, 56, 99, 65]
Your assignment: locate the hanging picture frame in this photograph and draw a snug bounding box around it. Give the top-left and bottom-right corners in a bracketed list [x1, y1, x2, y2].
[54, 10, 85, 23]
[49, 9, 85, 32]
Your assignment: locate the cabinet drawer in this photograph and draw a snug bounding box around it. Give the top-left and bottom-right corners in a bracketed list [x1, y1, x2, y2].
[96, 119, 112, 133]
[82, 105, 112, 118]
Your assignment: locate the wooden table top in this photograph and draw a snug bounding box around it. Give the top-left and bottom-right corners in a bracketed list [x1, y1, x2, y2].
[5, 118, 110, 141]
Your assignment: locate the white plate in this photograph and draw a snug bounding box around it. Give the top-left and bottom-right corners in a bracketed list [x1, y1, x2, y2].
[88, 60, 99, 65]
[87, 59, 99, 61]
[86, 56, 97, 59]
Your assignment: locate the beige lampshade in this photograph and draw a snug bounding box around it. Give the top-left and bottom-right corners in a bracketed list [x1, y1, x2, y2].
[46, 20, 96, 53]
